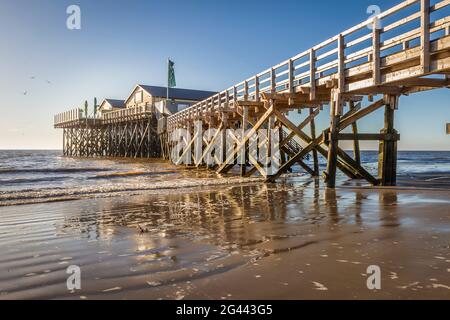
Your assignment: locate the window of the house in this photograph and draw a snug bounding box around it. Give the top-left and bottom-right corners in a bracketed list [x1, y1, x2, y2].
[135, 91, 143, 103]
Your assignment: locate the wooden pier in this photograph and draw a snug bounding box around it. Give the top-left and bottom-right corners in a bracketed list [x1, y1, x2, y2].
[55, 0, 450, 188]
[162, 0, 450, 188]
[54, 105, 160, 158]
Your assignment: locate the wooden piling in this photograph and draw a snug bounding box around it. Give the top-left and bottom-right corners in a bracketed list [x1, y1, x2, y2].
[325, 91, 341, 188]
[309, 108, 319, 176]
[378, 95, 399, 186]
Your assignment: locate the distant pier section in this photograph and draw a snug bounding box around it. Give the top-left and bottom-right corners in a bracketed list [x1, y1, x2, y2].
[54, 85, 217, 158]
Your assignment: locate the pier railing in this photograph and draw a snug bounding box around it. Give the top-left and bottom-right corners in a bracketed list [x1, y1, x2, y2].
[54, 108, 83, 127]
[54, 105, 154, 127]
[101, 104, 153, 124]
[167, 0, 450, 130]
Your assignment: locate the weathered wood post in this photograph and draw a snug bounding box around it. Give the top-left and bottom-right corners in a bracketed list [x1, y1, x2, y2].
[63, 128, 66, 156]
[378, 95, 399, 186]
[325, 89, 342, 188]
[218, 112, 226, 170]
[240, 106, 249, 176]
[309, 108, 319, 176]
[278, 119, 287, 169]
[350, 101, 361, 165]
[266, 113, 275, 178]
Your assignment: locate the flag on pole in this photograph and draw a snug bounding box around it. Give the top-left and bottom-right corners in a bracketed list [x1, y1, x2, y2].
[168, 59, 176, 88]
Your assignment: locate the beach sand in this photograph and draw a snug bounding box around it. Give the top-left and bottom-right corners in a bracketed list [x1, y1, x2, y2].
[0, 174, 449, 300]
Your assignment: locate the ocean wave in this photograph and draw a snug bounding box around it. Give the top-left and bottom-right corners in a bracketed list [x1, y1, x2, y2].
[87, 170, 177, 180]
[0, 176, 70, 185]
[0, 168, 111, 174]
[0, 176, 267, 206]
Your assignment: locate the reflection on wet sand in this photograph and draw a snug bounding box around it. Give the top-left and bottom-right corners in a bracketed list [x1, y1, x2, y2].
[0, 177, 449, 299]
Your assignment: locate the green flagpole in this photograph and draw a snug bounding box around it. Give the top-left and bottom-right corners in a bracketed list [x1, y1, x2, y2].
[167, 58, 176, 110]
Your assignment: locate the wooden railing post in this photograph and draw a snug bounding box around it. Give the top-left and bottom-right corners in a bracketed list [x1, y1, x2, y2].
[225, 90, 230, 109]
[338, 34, 345, 92]
[309, 49, 316, 100]
[372, 17, 381, 85]
[254, 76, 260, 101]
[244, 81, 249, 100]
[421, 0, 430, 73]
[270, 68, 276, 93]
[288, 59, 295, 105]
[288, 59, 294, 93]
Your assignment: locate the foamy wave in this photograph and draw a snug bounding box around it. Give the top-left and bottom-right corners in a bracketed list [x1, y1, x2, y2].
[87, 170, 177, 180]
[0, 176, 266, 206]
[0, 168, 111, 174]
[0, 176, 70, 185]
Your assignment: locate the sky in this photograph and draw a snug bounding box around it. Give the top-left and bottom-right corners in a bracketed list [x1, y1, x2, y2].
[0, 0, 448, 150]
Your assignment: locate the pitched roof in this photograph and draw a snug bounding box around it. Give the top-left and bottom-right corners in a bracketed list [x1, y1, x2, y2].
[138, 85, 217, 101]
[104, 99, 125, 108]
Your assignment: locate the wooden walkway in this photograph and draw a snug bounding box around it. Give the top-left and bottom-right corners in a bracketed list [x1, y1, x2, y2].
[163, 0, 450, 187]
[54, 0, 450, 188]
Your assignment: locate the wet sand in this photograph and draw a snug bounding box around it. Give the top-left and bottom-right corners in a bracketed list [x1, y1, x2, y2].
[0, 175, 449, 300]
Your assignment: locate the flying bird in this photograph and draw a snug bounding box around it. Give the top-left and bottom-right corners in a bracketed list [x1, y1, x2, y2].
[23, 91, 28, 95]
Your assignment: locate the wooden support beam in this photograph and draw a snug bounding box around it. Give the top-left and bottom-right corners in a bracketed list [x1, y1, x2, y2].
[325, 90, 341, 188]
[334, 146, 379, 185]
[393, 77, 450, 87]
[280, 107, 320, 147]
[236, 101, 264, 107]
[350, 102, 361, 165]
[196, 120, 223, 165]
[309, 108, 319, 176]
[282, 146, 316, 176]
[240, 106, 249, 176]
[261, 92, 331, 103]
[266, 135, 321, 182]
[339, 99, 385, 131]
[271, 107, 357, 180]
[272, 109, 313, 144]
[351, 86, 404, 95]
[378, 95, 399, 186]
[228, 129, 267, 177]
[266, 116, 275, 177]
[217, 103, 274, 174]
